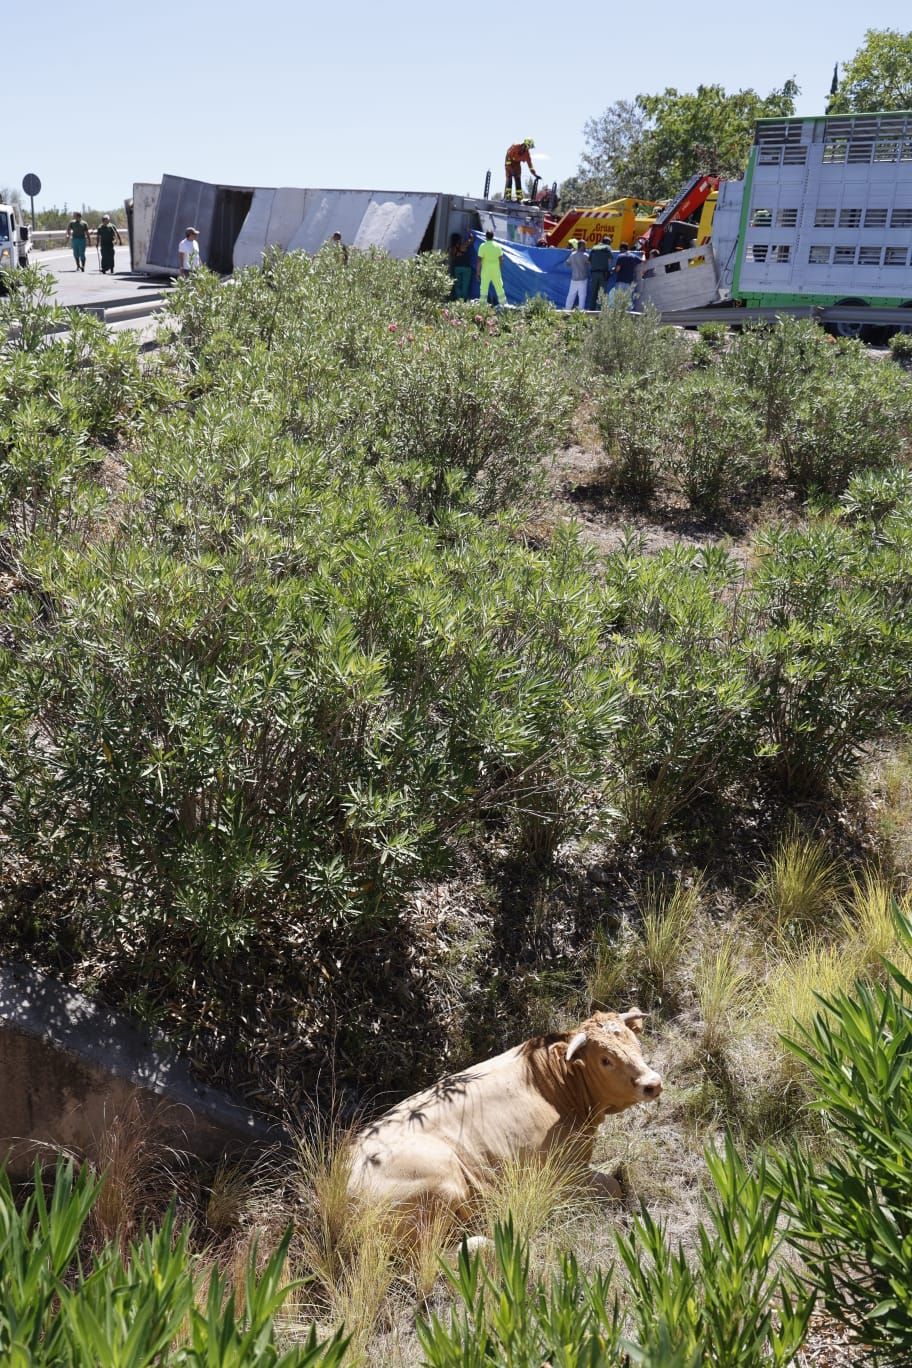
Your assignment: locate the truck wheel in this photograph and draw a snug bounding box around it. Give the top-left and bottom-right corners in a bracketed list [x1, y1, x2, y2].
[831, 297, 875, 342]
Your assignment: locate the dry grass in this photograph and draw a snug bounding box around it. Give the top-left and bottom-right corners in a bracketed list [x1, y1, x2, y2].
[86, 1099, 184, 1250]
[475, 1146, 594, 1247]
[588, 876, 702, 1011]
[290, 1124, 400, 1358]
[841, 870, 912, 978]
[205, 1161, 257, 1240]
[693, 929, 756, 1060]
[868, 740, 912, 876]
[754, 831, 845, 936]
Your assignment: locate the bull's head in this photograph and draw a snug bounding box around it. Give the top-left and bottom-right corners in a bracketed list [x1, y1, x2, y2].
[562, 1008, 662, 1113]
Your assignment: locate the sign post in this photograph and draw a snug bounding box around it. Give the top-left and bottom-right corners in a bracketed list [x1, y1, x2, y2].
[21, 173, 41, 232]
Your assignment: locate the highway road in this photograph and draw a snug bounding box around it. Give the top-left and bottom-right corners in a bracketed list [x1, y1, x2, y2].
[32, 246, 169, 313]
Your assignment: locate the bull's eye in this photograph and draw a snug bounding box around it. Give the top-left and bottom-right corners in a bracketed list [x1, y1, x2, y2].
[601, 1057, 611, 1066]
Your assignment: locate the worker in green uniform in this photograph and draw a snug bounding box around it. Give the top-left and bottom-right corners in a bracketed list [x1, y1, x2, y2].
[477, 229, 507, 307]
[587, 235, 615, 310]
[95, 214, 122, 274]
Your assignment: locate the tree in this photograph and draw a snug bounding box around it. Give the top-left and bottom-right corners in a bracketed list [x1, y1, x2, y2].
[560, 99, 651, 206]
[829, 28, 912, 113]
[562, 80, 799, 206]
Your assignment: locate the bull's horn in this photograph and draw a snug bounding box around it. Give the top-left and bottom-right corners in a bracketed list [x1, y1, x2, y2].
[621, 1008, 647, 1033]
[565, 1031, 588, 1063]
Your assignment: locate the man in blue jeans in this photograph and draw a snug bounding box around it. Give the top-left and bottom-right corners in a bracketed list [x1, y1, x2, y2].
[610, 241, 642, 304]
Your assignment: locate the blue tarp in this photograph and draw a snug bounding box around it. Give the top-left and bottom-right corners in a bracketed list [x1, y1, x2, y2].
[469, 232, 574, 307]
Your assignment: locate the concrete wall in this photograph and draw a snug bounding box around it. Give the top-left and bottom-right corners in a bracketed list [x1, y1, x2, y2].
[0, 963, 285, 1177]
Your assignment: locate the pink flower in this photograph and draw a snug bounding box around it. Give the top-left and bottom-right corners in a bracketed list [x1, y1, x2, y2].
[388, 323, 398, 333]
[474, 314, 484, 323]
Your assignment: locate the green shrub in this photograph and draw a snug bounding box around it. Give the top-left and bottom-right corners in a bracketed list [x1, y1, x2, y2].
[0, 1160, 345, 1366]
[587, 290, 688, 380]
[667, 371, 767, 513]
[772, 908, 912, 1360]
[373, 319, 573, 518]
[696, 322, 728, 349]
[888, 329, 912, 368]
[419, 1140, 812, 1366]
[722, 318, 834, 440]
[604, 545, 756, 839]
[0, 504, 620, 963]
[748, 521, 912, 794]
[691, 322, 728, 370]
[778, 359, 912, 496]
[839, 466, 912, 529]
[596, 375, 676, 500]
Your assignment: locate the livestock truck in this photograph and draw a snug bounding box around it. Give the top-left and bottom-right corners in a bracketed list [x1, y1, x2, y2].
[635, 109, 912, 334]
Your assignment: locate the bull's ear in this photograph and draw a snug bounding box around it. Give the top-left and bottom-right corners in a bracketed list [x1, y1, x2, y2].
[565, 1031, 588, 1063]
[621, 1008, 647, 1034]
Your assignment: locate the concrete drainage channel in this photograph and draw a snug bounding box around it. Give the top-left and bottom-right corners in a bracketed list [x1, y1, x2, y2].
[76, 293, 168, 325]
[0, 962, 289, 1176]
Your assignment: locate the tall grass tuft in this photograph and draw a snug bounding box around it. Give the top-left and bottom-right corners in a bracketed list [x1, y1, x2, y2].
[476, 1146, 593, 1248]
[754, 831, 845, 937]
[636, 876, 702, 1009]
[694, 929, 756, 1060]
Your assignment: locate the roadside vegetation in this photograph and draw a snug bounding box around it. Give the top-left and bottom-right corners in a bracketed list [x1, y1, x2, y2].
[3, 252, 912, 1362]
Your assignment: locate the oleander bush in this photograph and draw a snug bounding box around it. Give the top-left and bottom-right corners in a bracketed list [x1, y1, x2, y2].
[586, 289, 688, 380]
[596, 374, 676, 499]
[419, 1141, 812, 1367]
[778, 355, 912, 495]
[666, 370, 767, 512]
[773, 909, 912, 1360]
[0, 1160, 345, 1366]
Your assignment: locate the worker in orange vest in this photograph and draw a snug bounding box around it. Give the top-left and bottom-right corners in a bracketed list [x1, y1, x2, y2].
[503, 138, 539, 202]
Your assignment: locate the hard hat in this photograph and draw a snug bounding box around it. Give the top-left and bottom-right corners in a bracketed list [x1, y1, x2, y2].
[524, 137, 535, 148]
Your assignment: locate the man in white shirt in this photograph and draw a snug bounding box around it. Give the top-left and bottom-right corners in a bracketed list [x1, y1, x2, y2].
[178, 227, 201, 276]
[565, 239, 590, 312]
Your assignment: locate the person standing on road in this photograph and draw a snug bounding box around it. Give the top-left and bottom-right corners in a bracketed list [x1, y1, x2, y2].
[565, 239, 590, 312]
[178, 227, 201, 276]
[95, 214, 122, 274]
[477, 229, 507, 307]
[66, 212, 90, 272]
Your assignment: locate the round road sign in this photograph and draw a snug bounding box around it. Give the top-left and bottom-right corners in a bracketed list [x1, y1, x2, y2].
[22, 173, 41, 197]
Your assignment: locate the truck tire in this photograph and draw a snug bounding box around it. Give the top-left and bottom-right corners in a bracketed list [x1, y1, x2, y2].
[829, 298, 885, 344]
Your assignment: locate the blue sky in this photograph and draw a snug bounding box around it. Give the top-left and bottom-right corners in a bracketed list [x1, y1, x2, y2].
[6, 3, 911, 211]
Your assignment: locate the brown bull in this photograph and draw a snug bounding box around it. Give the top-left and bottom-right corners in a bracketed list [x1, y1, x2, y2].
[348, 1008, 661, 1217]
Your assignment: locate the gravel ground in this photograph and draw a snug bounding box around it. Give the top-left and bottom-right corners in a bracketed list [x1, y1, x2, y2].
[799, 1313, 872, 1366]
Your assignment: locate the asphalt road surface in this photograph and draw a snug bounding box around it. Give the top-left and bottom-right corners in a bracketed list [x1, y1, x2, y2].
[33, 246, 168, 310]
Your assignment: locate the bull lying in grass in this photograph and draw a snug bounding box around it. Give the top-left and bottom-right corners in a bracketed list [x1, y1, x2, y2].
[348, 1008, 661, 1220]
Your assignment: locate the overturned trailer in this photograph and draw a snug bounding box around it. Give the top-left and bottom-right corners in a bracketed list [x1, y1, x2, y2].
[125, 175, 545, 276]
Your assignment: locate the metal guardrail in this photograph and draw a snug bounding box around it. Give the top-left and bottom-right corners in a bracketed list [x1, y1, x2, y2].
[658, 303, 912, 327]
[29, 229, 130, 246]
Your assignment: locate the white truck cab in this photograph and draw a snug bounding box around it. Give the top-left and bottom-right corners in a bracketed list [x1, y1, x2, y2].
[0, 204, 31, 270]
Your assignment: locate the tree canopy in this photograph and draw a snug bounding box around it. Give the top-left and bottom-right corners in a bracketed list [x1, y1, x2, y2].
[829, 29, 912, 114]
[562, 81, 799, 207]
